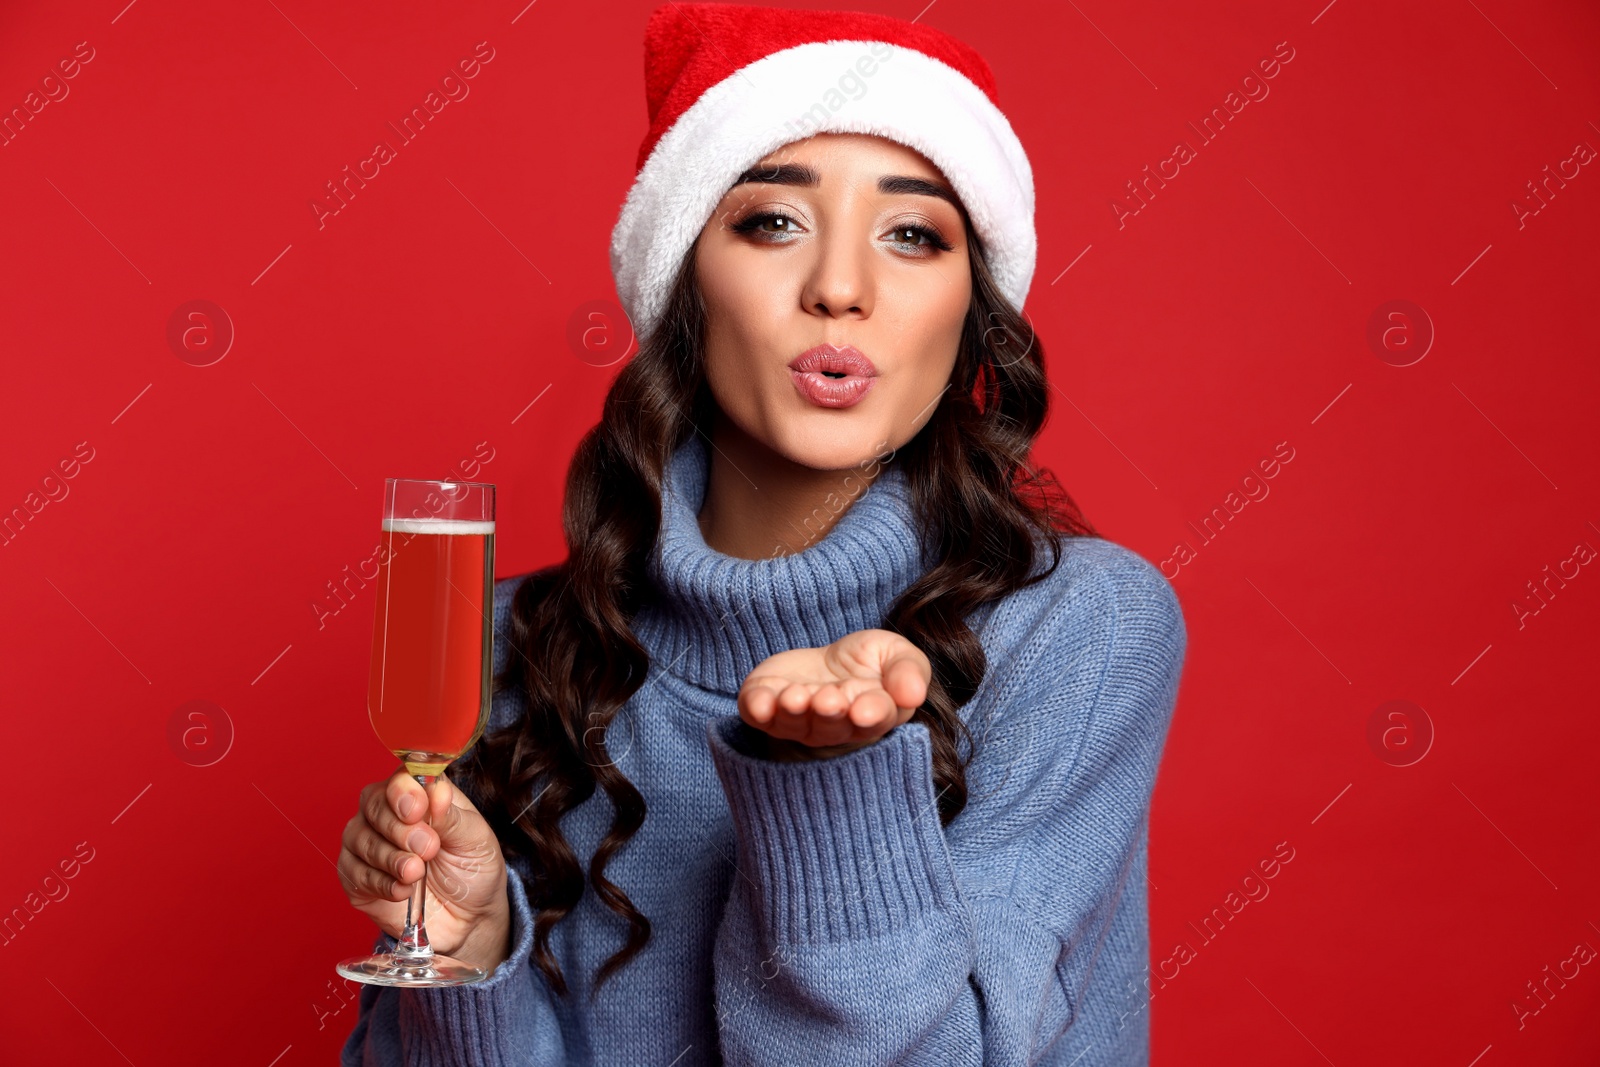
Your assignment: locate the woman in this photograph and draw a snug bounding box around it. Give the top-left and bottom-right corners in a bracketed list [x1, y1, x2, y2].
[340, 5, 1186, 1065]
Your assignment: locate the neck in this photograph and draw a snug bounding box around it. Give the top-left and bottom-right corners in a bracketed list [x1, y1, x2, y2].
[636, 427, 928, 695]
[695, 411, 884, 560]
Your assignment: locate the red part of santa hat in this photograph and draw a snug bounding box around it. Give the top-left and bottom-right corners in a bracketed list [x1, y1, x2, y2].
[609, 3, 1036, 342]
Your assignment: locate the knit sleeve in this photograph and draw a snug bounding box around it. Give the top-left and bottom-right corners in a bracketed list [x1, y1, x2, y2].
[702, 547, 1187, 1066]
[338, 862, 569, 1067]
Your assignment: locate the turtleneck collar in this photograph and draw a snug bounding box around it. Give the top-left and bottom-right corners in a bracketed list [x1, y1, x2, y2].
[632, 432, 934, 696]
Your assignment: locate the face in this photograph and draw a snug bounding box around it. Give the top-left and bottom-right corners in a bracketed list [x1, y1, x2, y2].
[693, 132, 972, 471]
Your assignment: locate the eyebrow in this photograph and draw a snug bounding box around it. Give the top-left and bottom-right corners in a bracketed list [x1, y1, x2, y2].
[730, 162, 961, 211]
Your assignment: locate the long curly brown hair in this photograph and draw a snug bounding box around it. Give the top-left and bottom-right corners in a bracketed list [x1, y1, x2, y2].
[465, 223, 1098, 997]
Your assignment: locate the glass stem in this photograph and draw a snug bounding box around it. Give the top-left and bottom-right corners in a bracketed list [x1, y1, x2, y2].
[396, 772, 435, 960]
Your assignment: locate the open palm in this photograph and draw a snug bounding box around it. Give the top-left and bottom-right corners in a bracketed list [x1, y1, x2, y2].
[738, 628, 931, 753]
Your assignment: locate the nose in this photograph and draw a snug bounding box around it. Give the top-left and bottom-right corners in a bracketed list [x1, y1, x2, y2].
[799, 225, 872, 320]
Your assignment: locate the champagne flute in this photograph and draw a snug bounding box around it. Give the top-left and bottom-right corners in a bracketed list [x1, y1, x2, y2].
[336, 477, 496, 987]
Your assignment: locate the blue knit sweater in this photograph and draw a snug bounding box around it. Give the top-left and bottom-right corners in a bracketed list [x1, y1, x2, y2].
[342, 433, 1187, 1066]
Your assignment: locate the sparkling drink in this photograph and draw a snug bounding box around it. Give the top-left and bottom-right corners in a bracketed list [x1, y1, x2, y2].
[368, 517, 494, 777]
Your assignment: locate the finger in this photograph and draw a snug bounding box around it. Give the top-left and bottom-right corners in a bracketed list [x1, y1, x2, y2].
[426, 777, 478, 854]
[811, 682, 849, 719]
[331, 840, 370, 899]
[847, 687, 897, 729]
[776, 681, 814, 714]
[391, 769, 430, 822]
[337, 843, 410, 904]
[366, 778, 435, 858]
[880, 649, 930, 710]
[740, 682, 781, 725]
[343, 813, 423, 885]
[769, 683, 814, 740]
[421, 775, 456, 828]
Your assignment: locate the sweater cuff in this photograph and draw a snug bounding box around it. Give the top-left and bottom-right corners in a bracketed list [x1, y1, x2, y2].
[388, 865, 542, 1065]
[705, 716, 962, 946]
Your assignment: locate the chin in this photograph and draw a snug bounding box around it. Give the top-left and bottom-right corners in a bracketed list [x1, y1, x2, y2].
[778, 428, 894, 474]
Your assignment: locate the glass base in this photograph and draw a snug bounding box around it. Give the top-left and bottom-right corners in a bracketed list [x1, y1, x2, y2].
[336, 949, 488, 987]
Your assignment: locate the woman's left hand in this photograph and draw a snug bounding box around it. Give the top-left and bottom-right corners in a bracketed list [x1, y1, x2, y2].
[737, 628, 931, 757]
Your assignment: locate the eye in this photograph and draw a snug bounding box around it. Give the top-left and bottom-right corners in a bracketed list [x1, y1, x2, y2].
[884, 222, 955, 254]
[729, 211, 804, 240]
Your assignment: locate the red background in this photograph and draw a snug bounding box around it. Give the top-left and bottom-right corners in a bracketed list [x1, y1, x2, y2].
[3, 0, 1597, 1063]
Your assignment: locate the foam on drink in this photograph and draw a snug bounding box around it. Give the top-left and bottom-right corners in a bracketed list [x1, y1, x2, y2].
[380, 518, 495, 535]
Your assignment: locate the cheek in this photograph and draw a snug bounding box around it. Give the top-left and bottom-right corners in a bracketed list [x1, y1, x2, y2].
[701, 340, 753, 418]
[696, 244, 796, 410]
[895, 352, 959, 429]
[698, 244, 790, 333]
[892, 273, 967, 417]
[699, 316, 787, 434]
[886, 247, 968, 320]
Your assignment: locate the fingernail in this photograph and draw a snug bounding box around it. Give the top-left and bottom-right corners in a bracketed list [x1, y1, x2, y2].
[407, 828, 429, 854]
[398, 795, 415, 819]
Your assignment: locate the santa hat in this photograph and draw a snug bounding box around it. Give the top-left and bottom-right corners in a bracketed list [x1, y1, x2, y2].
[609, 3, 1036, 343]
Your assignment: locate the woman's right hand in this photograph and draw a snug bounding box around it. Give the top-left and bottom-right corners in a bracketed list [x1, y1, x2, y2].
[338, 768, 513, 973]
